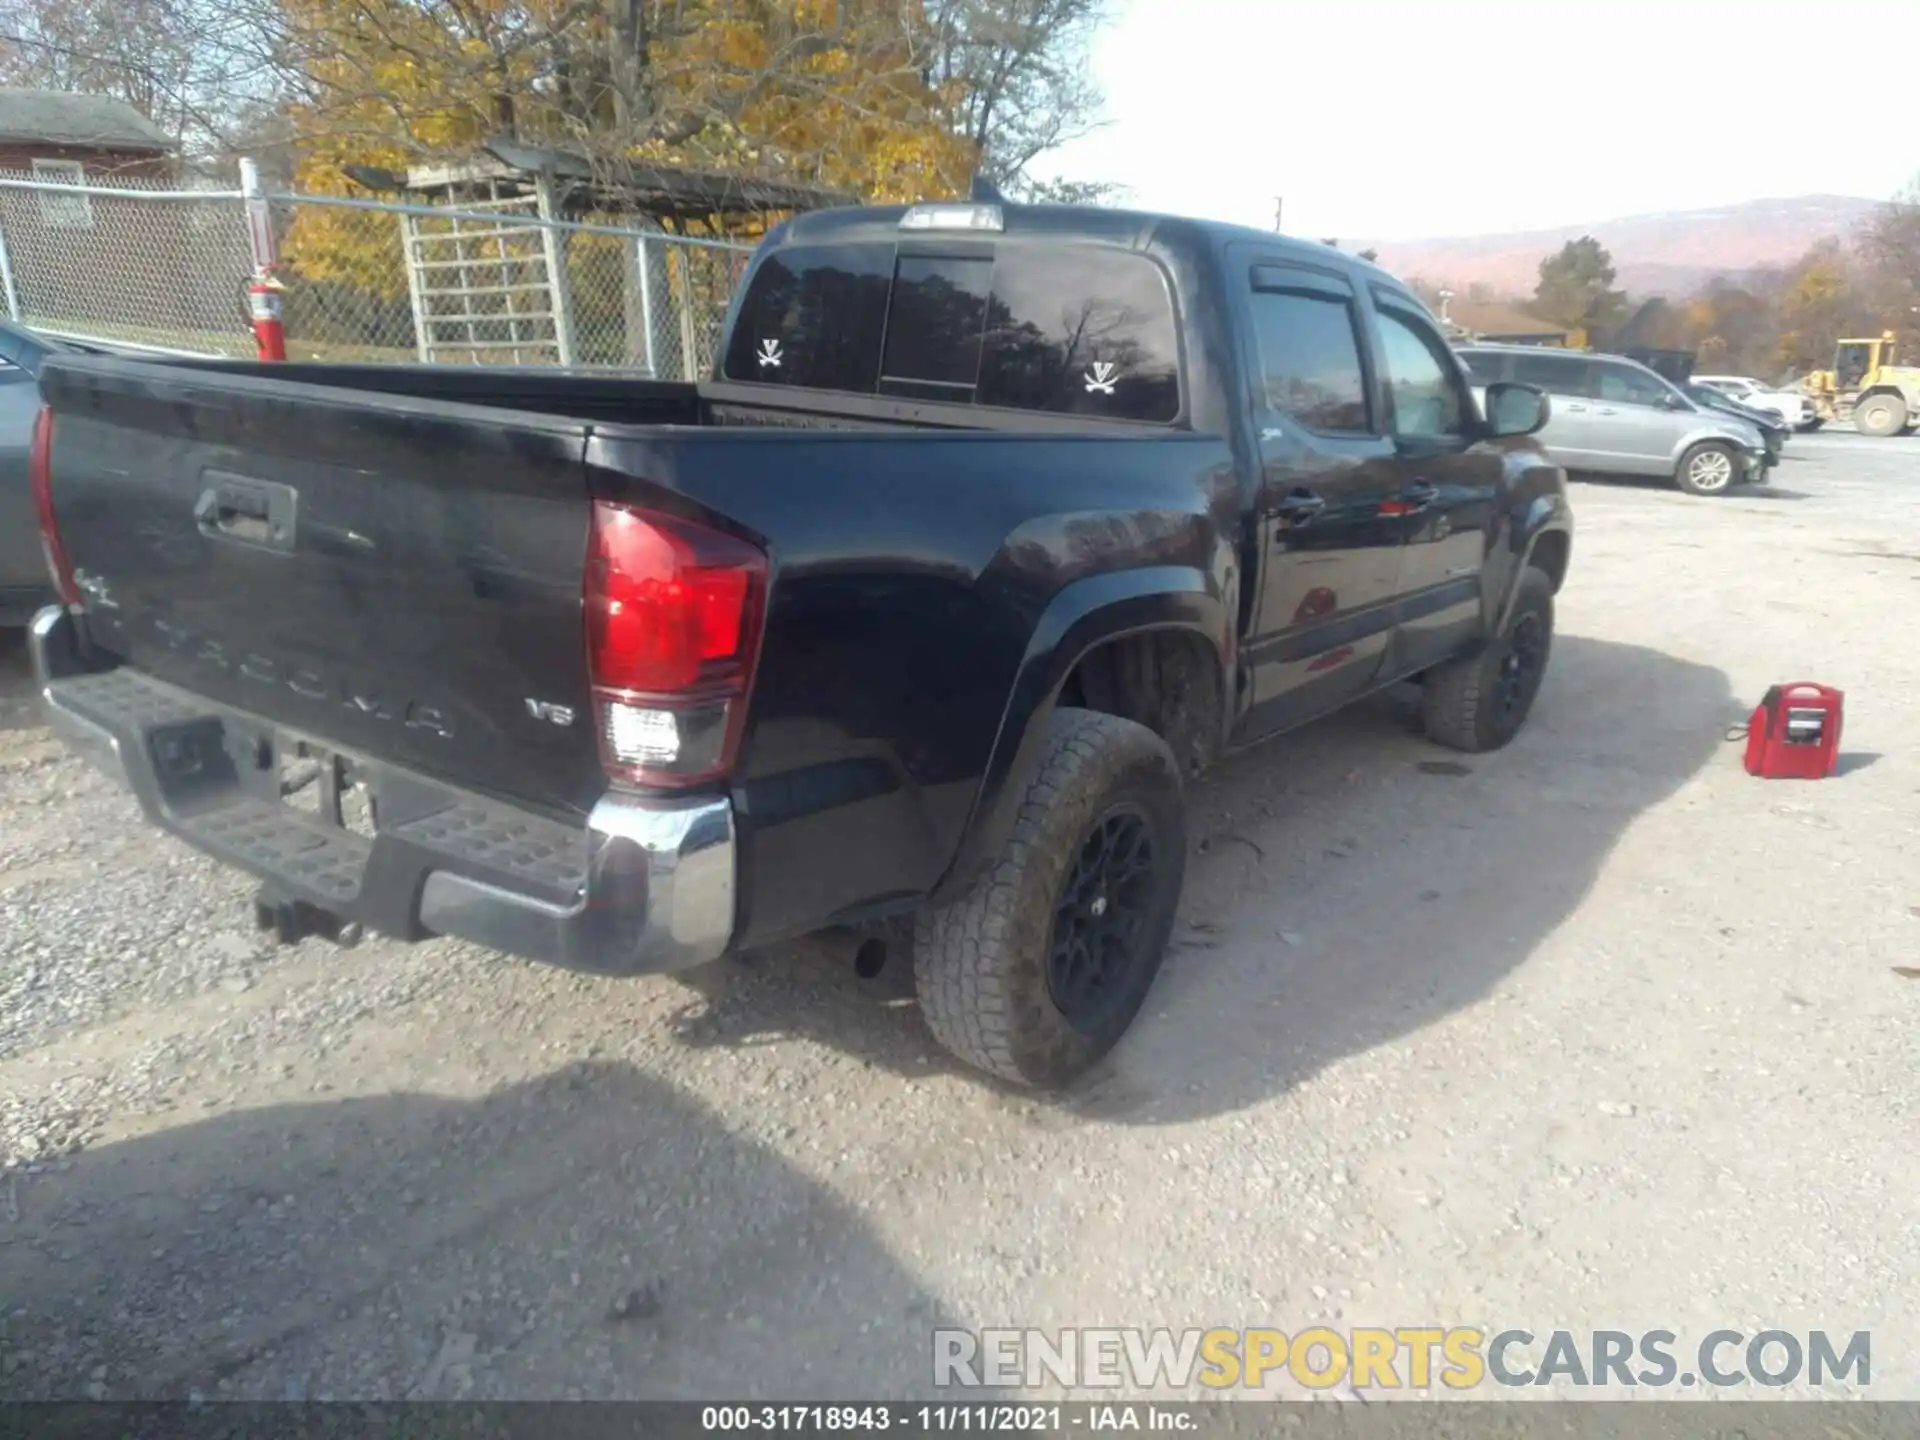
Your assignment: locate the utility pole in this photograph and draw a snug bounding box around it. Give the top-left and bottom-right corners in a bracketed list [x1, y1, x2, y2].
[1273, 196, 1283, 233]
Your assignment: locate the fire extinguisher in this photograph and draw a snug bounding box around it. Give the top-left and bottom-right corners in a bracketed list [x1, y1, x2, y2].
[244, 273, 287, 362]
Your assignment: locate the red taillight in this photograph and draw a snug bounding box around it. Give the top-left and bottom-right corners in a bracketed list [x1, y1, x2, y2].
[29, 406, 79, 606]
[585, 501, 767, 788]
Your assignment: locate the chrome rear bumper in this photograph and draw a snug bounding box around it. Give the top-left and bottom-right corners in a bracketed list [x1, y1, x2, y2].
[29, 606, 735, 974]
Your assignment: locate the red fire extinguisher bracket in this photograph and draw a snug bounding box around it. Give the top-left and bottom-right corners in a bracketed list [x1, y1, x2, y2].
[1741, 682, 1844, 780]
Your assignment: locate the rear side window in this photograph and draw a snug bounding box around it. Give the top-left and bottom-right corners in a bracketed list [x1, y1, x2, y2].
[1246, 290, 1370, 434]
[724, 242, 1181, 423]
[1512, 351, 1589, 396]
[978, 249, 1181, 422]
[724, 244, 893, 392]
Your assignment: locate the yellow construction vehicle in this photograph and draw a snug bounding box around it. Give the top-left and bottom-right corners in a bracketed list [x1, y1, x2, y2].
[1801, 333, 1920, 435]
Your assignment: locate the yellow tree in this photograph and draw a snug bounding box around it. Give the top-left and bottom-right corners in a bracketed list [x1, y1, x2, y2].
[274, 0, 977, 335]
[1775, 247, 1853, 372]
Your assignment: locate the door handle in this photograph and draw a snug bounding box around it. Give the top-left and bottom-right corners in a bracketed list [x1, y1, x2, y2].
[1596, 406, 1619, 415]
[1273, 489, 1325, 524]
[1562, 403, 1589, 412]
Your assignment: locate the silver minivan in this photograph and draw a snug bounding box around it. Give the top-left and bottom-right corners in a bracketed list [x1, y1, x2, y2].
[1459, 345, 1769, 497]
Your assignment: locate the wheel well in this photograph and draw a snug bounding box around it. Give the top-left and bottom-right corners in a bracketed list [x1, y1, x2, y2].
[1528, 530, 1570, 593]
[1057, 628, 1224, 777]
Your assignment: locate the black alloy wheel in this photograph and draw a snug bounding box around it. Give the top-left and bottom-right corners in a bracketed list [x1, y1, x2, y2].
[1492, 609, 1548, 726]
[1045, 805, 1158, 1030]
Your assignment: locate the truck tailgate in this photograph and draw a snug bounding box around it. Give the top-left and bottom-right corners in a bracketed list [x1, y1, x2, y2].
[38, 357, 604, 821]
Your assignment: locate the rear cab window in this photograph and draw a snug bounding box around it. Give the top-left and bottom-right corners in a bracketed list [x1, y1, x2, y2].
[722, 240, 1183, 423]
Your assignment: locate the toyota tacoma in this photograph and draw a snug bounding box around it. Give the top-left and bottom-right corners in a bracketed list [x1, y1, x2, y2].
[28, 193, 1572, 1087]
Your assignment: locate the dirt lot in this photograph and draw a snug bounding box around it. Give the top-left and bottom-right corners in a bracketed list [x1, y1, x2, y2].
[2, 433, 1916, 1403]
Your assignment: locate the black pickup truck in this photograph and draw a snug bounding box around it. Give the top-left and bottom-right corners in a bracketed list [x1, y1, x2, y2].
[28, 197, 1571, 1087]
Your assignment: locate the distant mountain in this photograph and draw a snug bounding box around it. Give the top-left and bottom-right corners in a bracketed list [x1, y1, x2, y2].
[1362, 195, 1886, 299]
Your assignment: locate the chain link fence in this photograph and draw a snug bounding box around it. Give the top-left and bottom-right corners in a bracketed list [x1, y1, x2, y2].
[0, 171, 255, 356]
[0, 170, 755, 375]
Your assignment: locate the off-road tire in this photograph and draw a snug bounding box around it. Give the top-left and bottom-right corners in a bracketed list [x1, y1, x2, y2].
[1675, 441, 1738, 496]
[914, 708, 1185, 1088]
[1421, 566, 1555, 754]
[1854, 394, 1908, 438]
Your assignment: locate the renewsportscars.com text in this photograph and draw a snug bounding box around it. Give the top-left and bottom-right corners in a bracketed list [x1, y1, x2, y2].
[933, 1327, 1872, 1391]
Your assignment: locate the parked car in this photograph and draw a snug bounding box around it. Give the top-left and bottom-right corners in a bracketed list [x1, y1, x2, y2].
[0, 322, 81, 626]
[1458, 345, 1770, 496]
[1681, 380, 1790, 465]
[27, 197, 1572, 1088]
[1693, 373, 1820, 432]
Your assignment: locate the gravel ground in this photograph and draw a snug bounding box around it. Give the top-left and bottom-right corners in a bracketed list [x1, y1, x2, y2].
[1, 433, 1917, 1404]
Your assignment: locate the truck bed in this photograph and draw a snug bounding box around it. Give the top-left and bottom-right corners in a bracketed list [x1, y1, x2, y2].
[36, 353, 1238, 951]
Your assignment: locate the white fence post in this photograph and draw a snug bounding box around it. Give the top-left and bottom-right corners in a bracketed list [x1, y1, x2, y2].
[0, 219, 20, 321]
[635, 234, 658, 378]
[533, 171, 578, 366]
[238, 159, 278, 274]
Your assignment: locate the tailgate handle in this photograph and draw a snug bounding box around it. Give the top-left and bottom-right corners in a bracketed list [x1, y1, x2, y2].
[194, 477, 296, 552]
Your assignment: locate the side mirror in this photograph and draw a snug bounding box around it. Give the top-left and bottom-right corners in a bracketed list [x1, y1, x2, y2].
[1483, 381, 1549, 438]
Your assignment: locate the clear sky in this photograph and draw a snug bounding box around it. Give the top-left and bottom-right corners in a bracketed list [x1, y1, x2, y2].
[1034, 0, 1914, 241]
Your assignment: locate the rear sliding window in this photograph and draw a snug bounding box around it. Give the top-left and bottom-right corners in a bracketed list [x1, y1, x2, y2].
[723, 243, 1182, 423]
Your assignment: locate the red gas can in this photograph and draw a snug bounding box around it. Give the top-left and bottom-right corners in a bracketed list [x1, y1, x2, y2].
[1743, 683, 1844, 779]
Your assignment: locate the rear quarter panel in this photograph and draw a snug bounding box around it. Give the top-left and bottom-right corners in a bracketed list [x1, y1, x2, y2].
[584, 426, 1243, 946]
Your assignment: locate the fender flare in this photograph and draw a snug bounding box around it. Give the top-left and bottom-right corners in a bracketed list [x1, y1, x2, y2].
[929, 566, 1232, 905]
[1491, 488, 1573, 632]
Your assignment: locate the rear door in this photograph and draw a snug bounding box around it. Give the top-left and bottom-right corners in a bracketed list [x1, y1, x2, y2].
[40, 359, 605, 818]
[1235, 255, 1406, 736]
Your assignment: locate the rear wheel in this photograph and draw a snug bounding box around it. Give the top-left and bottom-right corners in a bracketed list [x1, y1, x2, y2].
[1854, 394, 1908, 437]
[1676, 441, 1737, 496]
[915, 708, 1185, 1088]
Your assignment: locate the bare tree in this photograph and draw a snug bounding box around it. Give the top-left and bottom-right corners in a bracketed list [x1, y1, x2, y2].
[1853, 177, 1920, 337]
[924, 0, 1107, 193]
[0, 0, 275, 154]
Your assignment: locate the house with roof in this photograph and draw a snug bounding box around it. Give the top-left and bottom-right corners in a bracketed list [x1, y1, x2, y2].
[1441, 298, 1570, 347]
[0, 88, 177, 181]
[0, 89, 215, 343]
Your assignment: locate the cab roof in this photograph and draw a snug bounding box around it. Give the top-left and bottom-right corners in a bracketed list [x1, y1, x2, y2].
[773, 200, 1409, 291]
